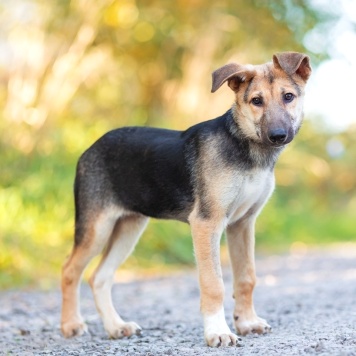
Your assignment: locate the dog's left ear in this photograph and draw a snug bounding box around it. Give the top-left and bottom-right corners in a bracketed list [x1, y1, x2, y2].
[273, 52, 312, 81]
[211, 63, 256, 93]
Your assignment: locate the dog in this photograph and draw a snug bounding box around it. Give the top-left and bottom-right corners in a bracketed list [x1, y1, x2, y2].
[61, 52, 311, 347]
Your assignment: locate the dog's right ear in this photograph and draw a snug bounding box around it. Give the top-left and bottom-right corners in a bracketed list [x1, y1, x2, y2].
[211, 63, 256, 93]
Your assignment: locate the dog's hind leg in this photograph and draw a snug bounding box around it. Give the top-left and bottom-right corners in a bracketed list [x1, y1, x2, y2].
[89, 214, 148, 339]
[61, 206, 121, 338]
[226, 217, 272, 336]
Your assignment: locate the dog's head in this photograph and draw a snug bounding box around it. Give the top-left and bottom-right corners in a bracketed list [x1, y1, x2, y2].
[211, 52, 312, 147]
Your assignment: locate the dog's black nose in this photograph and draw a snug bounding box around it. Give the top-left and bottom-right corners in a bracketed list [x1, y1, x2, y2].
[268, 129, 287, 144]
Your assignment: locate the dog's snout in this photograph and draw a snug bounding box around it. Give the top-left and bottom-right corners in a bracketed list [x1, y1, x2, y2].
[268, 128, 287, 144]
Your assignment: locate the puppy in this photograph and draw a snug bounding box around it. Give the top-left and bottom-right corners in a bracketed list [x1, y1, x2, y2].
[61, 52, 311, 347]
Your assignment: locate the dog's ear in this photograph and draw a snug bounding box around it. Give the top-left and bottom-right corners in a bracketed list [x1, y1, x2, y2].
[273, 52, 312, 81]
[211, 63, 256, 93]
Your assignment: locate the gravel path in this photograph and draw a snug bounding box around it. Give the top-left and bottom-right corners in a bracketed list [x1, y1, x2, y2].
[1, 244, 356, 355]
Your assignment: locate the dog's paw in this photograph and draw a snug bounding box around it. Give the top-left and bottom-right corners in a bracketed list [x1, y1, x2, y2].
[107, 321, 142, 339]
[61, 319, 88, 338]
[205, 332, 241, 347]
[204, 308, 242, 347]
[234, 315, 272, 336]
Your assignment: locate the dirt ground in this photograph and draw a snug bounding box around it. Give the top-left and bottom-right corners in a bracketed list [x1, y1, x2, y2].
[1, 244, 356, 355]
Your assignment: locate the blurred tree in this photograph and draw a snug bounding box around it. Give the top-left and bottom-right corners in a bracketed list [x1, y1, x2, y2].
[0, 0, 352, 288]
[1, 0, 326, 149]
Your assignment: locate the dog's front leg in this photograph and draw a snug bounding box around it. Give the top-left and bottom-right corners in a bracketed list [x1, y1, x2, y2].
[190, 213, 238, 347]
[226, 217, 272, 336]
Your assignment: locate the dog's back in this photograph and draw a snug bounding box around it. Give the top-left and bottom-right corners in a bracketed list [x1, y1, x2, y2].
[74, 109, 280, 225]
[75, 125, 192, 222]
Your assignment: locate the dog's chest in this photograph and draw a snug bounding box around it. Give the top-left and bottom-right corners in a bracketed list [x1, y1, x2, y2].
[225, 169, 274, 223]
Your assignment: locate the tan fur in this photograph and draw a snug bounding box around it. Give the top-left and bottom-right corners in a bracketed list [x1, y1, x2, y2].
[89, 215, 148, 338]
[61, 241, 96, 337]
[61, 206, 132, 338]
[232, 64, 305, 143]
[192, 53, 310, 345]
[226, 218, 270, 335]
[61, 52, 311, 347]
[189, 211, 225, 314]
[198, 140, 237, 212]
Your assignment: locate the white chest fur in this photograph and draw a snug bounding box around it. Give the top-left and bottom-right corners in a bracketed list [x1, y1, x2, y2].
[224, 169, 275, 224]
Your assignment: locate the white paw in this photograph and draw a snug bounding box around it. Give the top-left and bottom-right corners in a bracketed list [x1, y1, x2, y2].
[106, 321, 142, 339]
[61, 319, 88, 338]
[234, 315, 272, 336]
[204, 308, 241, 347]
[205, 331, 240, 347]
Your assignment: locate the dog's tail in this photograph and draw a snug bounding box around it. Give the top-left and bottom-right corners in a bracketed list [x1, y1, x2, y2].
[72, 148, 110, 247]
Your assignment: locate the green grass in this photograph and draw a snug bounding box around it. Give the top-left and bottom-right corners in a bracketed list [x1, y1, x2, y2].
[1, 121, 355, 289]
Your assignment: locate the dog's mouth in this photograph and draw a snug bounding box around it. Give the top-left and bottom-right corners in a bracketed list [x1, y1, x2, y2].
[270, 142, 287, 148]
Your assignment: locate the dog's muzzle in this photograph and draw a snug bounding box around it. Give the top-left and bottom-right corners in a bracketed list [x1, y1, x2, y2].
[268, 128, 288, 145]
[261, 107, 295, 147]
[266, 126, 294, 147]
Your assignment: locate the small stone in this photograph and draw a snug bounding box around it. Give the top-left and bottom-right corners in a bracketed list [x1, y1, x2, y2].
[315, 340, 325, 351]
[19, 329, 31, 336]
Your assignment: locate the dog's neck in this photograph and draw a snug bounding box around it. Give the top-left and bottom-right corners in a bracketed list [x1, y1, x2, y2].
[226, 106, 284, 169]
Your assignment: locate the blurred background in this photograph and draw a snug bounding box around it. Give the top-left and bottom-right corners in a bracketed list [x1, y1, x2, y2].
[0, 0, 355, 289]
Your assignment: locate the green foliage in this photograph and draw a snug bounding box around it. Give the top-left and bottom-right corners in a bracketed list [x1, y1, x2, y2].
[0, 1, 353, 289]
[1, 118, 355, 289]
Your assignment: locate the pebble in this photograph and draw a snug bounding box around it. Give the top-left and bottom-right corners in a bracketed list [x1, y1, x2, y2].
[1, 249, 356, 355]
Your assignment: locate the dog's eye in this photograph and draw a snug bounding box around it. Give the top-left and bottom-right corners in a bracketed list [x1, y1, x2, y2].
[284, 93, 294, 103]
[251, 97, 263, 106]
